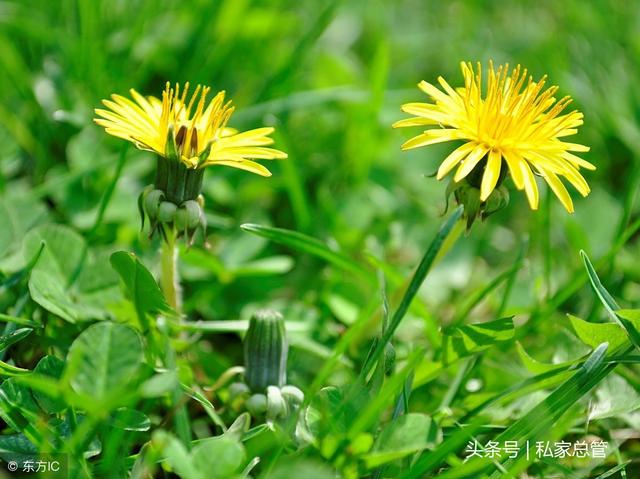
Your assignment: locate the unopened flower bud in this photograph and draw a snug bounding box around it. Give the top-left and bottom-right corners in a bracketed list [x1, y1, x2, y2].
[144, 189, 165, 221]
[281, 385, 304, 406]
[246, 393, 267, 416]
[157, 201, 177, 223]
[243, 309, 288, 392]
[228, 382, 250, 401]
[266, 386, 288, 419]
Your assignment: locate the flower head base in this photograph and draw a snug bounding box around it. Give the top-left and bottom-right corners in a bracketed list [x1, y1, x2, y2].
[393, 62, 594, 216]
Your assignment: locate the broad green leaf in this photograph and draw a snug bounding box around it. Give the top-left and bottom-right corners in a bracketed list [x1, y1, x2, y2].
[363, 413, 440, 468]
[444, 317, 515, 364]
[110, 407, 151, 431]
[23, 225, 113, 322]
[23, 224, 84, 282]
[191, 437, 246, 478]
[66, 322, 143, 401]
[32, 355, 65, 413]
[28, 269, 102, 322]
[590, 374, 640, 420]
[110, 251, 171, 316]
[0, 378, 41, 433]
[617, 309, 640, 324]
[154, 430, 198, 479]
[240, 223, 372, 280]
[140, 371, 179, 398]
[0, 192, 47, 262]
[268, 460, 336, 479]
[0, 417, 99, 465]
[1, 242, 44, 290]
[568, 314, 627, 350]
[0, 433, 37, 465]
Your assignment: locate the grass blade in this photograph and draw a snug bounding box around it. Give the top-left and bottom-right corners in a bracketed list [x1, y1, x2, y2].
[360, 206, 463, 380]
[240, 223, 373, 281]
[581, 250, 640, 350]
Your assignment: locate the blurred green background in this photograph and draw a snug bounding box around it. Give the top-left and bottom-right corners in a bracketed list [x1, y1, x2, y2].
[1, 0, 640, 414]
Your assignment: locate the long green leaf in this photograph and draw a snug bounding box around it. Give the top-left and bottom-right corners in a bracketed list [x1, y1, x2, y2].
[240, 223, 372, 281]
[360, 206, 463, 380]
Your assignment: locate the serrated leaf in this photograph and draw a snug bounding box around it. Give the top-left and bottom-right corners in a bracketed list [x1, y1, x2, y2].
[109, 407, 151, 431]
[581, 250, 640, 351]
[364, 413, 440, 468]
[568, 314, 627, 351]
[66, 322, 143, 402]
[444, 317, 515, 364]
[110, 251, 171, 316]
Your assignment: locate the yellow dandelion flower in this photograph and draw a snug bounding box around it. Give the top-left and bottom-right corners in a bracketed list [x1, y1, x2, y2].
[393, 61, 594, 213]
[94, 82, 287, 176]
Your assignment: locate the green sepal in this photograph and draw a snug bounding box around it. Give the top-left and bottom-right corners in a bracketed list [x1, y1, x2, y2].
[138, 185, 153, 231]
[196, 141, 213, 168]
[184, 167, 205, 201]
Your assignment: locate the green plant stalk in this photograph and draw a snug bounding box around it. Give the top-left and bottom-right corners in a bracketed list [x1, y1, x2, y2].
[360, 206, 464, 381]
[160, 227, 182, 313]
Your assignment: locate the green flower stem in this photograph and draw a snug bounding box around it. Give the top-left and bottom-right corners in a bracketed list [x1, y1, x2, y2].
[160, 227, 182, 313]
[360, 206, 464, 381]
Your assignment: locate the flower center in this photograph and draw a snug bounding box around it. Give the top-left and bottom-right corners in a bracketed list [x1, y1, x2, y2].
[175, 125, 200, 158]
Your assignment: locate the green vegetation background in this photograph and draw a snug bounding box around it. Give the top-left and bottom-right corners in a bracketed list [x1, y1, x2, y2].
[0, 0, 639, 477]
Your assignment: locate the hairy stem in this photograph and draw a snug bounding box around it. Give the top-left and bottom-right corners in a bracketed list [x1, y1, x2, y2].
[160, 228, 182, 313]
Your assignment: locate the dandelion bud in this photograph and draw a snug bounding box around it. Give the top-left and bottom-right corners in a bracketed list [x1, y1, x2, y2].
[245, 393, 267, 416]
[281, 385, 304, 406]
[243, 309, 288, 392]
[228, 382, 250, 401]
[182, 200, 202, 229]
[143, 189, 165, 221]
[266, 385, 288, 419]
[482, 185, 510, 220]
[157, 201, 177, 223]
